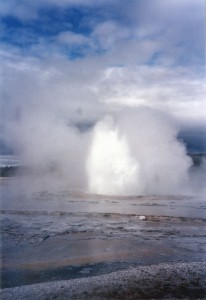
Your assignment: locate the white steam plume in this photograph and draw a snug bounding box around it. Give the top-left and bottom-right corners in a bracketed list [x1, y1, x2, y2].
[6, 105, 194, 195]
[86, 116, 140, 195]
[7, 113, 90, 191]
[87, 108, 192, 195]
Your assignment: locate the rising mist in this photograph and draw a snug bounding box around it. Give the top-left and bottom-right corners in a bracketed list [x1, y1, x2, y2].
[87, 108, 192, 195]
[5, 106, 203, 196]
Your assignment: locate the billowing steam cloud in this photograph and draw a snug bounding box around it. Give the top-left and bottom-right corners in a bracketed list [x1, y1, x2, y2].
[87, 108, 191, 195]
[7, 112, 90, 190]
[7, 105, 193, 196]
[87, 115, 140, 195]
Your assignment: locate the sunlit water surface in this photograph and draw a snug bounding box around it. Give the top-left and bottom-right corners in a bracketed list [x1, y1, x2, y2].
[0, 177, 206, 288]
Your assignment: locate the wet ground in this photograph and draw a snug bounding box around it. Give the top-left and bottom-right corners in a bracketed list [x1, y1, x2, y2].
[0, 178, 206, 289]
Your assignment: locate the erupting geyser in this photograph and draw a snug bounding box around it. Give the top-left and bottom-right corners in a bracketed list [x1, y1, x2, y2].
[86, 109, 192, 195]
[7, 105, 193, 196]
[86, 116, 140, 195]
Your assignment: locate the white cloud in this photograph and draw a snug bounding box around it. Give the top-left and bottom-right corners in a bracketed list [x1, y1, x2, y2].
[2, 51, 205, 145]
[1, 54, 106, 134]
[1, 0, 204, 70]
[91, 65, 206, 122]
[58, 31, 91, 46]
[92, 21, 131, 50]
[116, 0, 205, 67]
[1, 1, 205, 132]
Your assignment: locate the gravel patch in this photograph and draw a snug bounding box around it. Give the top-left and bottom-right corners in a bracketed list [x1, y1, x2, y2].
[1, 261, 206, 299]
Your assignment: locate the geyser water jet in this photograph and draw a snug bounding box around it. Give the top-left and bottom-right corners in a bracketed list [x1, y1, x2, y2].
[86, 109, 192, 195]
[86, 116, 140, 195]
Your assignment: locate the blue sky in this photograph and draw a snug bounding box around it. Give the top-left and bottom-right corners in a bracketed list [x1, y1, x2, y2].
[1, 0, 205, 65]
[0, 0, 205, 151]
